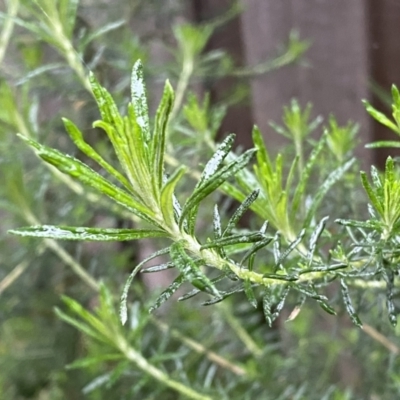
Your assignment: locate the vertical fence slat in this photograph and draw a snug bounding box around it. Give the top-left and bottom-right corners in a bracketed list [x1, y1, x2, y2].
[240, 0, 370, 163]
[367, 0, 400, 166]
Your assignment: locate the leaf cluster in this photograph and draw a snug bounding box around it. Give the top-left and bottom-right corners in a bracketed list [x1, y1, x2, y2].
[10, 59, 400, 331]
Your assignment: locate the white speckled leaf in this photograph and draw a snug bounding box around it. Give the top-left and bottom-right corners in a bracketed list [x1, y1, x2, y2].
[9, 225, 168, 241]
[131, 60, 150, 141]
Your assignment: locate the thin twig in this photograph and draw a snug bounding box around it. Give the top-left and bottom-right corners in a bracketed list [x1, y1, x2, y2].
[153, 318, 247, 376]
[362, 323, 400, 355]
[0, 244, 44, 295]
[116, 335, 212, 400]
[0, 0, 19, 65]
[218, 302, 263, 358]
[17, 197, 100, 292]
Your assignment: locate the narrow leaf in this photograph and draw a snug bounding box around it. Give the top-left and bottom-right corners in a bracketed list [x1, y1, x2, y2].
[252, 126, 273, 176]
[62, 118, 131, 190]
[317, 300, 336, 315]
[291, 133, 327, 218]
[276, 229, 305, 266]
[262, 291, 273, 326]
[197, 134, 235, 187]
[149, 275, 185, 313]
[392, 84, 400, 108]
[365, 141, 400, 149]
[223, 189, 259, 236]
[180, 149, 256, 227]
[67, 354, 123, 370]
[304, 158, 355, 229]
[89, 73, 123, 128]
[9, 225, 168, 241]
[201, 285, 244, 305]
[59, 0, 80, 37]
[335, 219, 381, 230]
[272, 234, 281, 268]
[170, 242, 219, 296]
[131, 60, 150, 143]
[385, 270, 397, 327]
[243, 280, 258, 308]
[55, 308, 105, 343]
[201, 232, 265, 250]
[160, 166, 186, 227]
[299, 263, 347, 274]
[179, 274, 226, 301]
[340, 279, 362, 327]
[263, 273, 298, 282]
[361, 171, 384, 217]
[240, 237, 273, 267]
[178, 288, 201, 301]
[18, 135, 156, 224]
[120, 247, 171, 324]
[186, 205, 199, 236]
[294, 285, 328, 302]
[272, 286, 290, 321]
[82, 20, 125, 47]
[363, 99, 400, 133]
[213, 205, 226, 257]
[151, 80, 174, 192]
[141, 263, 175, 273]
[307, 216, 329, 265]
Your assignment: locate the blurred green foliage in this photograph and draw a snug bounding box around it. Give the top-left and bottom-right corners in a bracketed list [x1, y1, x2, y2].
[2, 1, 400, 399]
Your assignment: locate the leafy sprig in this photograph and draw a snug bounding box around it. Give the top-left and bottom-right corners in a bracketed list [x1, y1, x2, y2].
[9, 60, 400, 328]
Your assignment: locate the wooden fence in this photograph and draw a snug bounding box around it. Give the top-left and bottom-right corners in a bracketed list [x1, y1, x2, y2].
[194, 0, 400, 167]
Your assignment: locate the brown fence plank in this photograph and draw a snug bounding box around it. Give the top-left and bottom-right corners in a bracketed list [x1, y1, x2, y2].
[240, 0, 371, 163]
[367, 0, 400, 166]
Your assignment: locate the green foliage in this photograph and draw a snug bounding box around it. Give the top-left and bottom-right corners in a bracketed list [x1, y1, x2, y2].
[364, 84, 400, 148]
[4, 1, 400, 399]
[9, 57, 400, 334]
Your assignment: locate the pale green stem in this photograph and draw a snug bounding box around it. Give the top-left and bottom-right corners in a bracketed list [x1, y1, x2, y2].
[42, 236, 100, 291]
[57, 32, 92, 92]
[9, 182, 209, 398]
[349, 279, 387, 289]
[54, 36, 91, 91]
[12, 216, 208, 398]
[218, 303, 263, 358]
[115, 335, 212, 400]
[294, 135, 304, 181]
[169, 55, 194, 125]
[152, 318, 247, 376]
[19, 201, 100, 291]
[232, 38, 308, 78]
[36, 5, 91, 92]
[0, 244, 45, 295]
[362, 323, 400, 355]
[0, 0, 19, 65]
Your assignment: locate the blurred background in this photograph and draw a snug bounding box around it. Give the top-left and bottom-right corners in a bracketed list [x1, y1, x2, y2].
[1, 0, 400, 399]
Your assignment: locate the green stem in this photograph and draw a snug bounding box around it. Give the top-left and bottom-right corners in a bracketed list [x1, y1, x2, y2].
[152, 318, 247, 376]
[0, 0, 19, 65]
[169, 55, 194, 124]
[52, 23, 91, 92]
[116, 336, 212, 400]
[0, 244, 45, 295]
[294, 136, 304, 181]
[35, 4, 91, 92]
[18, 198, 100, 291]
[42, 236, 100, 291]
[218, 303, 263, 358]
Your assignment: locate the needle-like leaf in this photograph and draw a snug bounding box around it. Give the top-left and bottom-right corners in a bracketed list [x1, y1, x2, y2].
[170, 242, 220, 296]
[9, 225, 168, 241]
[18, 135, 156, 225]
